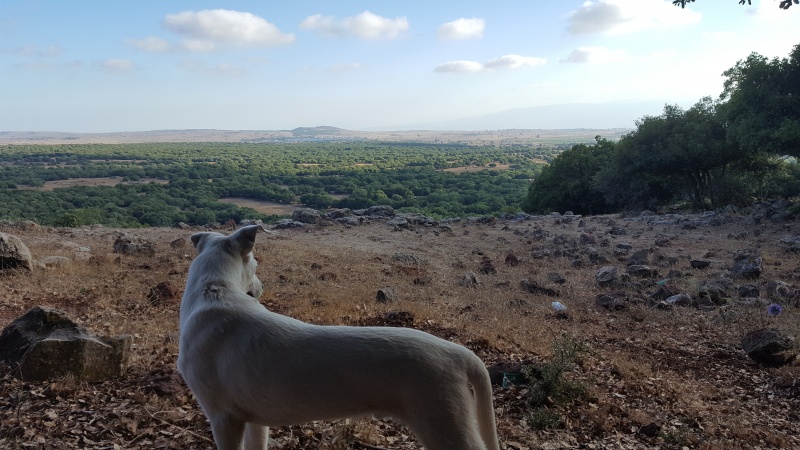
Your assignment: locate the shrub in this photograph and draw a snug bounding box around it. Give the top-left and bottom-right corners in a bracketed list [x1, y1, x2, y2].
[522, 335, 591, 429]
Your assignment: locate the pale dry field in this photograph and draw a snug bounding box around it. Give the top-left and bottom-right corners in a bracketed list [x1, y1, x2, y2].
[17, 177, 168, 191]
[1, 213, 799, 449]
[218, 197, 300, 216]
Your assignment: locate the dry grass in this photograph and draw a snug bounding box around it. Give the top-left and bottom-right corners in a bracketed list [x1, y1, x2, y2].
[1, 213, 799, 449]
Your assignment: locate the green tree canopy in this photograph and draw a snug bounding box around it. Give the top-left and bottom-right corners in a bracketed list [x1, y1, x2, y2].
[524, 137, 615, 215]
[721, 43, 800, 157]
[595, 98, 743, 209]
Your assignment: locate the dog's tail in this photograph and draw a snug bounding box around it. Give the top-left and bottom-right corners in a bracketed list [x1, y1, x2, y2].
[469, 358, 500, 450]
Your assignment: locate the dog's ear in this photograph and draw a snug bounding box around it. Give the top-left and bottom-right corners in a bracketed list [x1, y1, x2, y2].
[190, 232, 217, 254]
[228, 224, 263, 257]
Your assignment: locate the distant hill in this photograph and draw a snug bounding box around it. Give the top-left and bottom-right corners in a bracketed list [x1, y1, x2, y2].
[291, 126, 346, 137]
[380, 101, 688, 131]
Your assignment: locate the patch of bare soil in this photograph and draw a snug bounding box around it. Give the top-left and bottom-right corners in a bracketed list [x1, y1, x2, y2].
[17, 177, 168, 191]
[1, 211, 799, 449]
[218, 197, 300, 216]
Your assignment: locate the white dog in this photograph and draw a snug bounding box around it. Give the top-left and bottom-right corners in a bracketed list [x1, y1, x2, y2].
[178, 225, 500, 450]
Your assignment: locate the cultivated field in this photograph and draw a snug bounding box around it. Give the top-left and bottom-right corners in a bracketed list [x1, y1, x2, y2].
[1, 211, 799, 449]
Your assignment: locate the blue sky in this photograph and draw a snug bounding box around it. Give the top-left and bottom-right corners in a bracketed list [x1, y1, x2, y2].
[1, 0, 797, 132]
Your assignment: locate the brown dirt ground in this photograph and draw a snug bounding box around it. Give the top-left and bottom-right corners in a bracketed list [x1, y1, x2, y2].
[1, 213, 799, 449]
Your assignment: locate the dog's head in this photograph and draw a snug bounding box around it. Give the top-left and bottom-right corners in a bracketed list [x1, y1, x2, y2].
[189, 224, 265, 299]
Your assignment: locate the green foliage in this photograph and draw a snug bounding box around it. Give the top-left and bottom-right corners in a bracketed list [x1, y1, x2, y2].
[522, 336, 590, 430]
[0, 141, 553, 226]
[595, 98, 751, 209]
[722, 44, 800, 158]
[524, 137, 614, 215]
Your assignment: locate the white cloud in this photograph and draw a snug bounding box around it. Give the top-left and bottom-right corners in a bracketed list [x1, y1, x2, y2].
[435, 54, 545, 73]
[6, 45, 63, 57]
[14, 60, 83, 71]
[178, 59, 246, 76]
[300, 11, 409, 40]
[125, 36, 170, 53]
[485, 54, 546, 70]
[180, 39, 218, 53]
[100, 59, 136, 73]
[437, 18, 485, 41]
[434, 60, 484, 73]
[566, 0, 701, 35]
[164, 9, 295, 51]
[560, 46, 630, 64]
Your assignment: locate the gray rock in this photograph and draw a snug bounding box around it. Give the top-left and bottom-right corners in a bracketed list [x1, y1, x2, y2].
[335, 216, 361, 226]
[292, 208, 322, 224]
[741, 328, 795, 367]
[698, 277, 733, 305]
[665, 293, 693, 307]
[778, 235, 800, 252]
[651, 284, 681, 301]
[360, 205, 396, 217]
[0, 232, 33, 271]
[690, 259, 712, 269]
[596, 266, 618, 286]
[460, 272, 480, 287]
[396, 213, 436, 226]
[0, 306, 132, 381]
[274, 219, 305, 229]
[595, 291, 628, 311]
[392, 253, 425, 266]
[627, 265, 659, 278]
[39, 256, 71, 268]
[609, 226, 626, 236]
[386, 217, 409, 228]
[738, 284, 760, 298]
[376, 287, 399, 303]
[627, 249, 650, 266]
[327, 208, 352, 219]
[731, 255, 763, 279]
[170, 237, 188, 249]
[113, 233, 155, 257]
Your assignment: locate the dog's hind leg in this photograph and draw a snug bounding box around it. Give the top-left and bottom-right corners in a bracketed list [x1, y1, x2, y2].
[404, 400, 486, 450]
[208, 412, 246, 450]
[244, 423, 269, 450]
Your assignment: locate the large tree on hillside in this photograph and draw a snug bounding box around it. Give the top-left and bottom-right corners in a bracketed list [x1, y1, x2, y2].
[524, 137, 615, 215]
[721, 43, 800, 158]
[595, 98, 743, 209]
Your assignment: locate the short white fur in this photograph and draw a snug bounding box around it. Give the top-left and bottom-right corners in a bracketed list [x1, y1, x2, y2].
[178, 225, 500, 450]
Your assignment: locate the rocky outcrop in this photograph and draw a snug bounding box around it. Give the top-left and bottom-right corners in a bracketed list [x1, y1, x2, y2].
[0, 232, 33, 271]
[741, 328, 795, 367]
[113, 232, 155, 257]
[0, 306, 132, 381]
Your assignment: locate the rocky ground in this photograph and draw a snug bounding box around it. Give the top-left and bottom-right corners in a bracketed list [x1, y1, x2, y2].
[1, 205, 799, 449]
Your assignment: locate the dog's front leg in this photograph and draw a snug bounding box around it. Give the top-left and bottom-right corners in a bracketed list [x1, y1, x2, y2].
[244, 423, 269, 450]
[208, 412, 246, 450]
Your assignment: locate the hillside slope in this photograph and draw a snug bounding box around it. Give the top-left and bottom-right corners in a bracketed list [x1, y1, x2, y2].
[1, 210, 799, 449]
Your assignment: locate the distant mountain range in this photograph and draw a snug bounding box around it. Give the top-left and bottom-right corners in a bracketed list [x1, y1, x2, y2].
[381, 101, 686, 131]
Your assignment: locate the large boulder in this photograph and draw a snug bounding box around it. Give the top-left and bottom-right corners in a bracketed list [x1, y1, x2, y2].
[741, 328, 795, 367]
[113, 232, 156, 257]
[0, 306, 133, 381]
[292, 208, 322, 224]
[731, 255, 763, 279]
[0, 232, 33, 271]
[595, 266, 618, 286]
